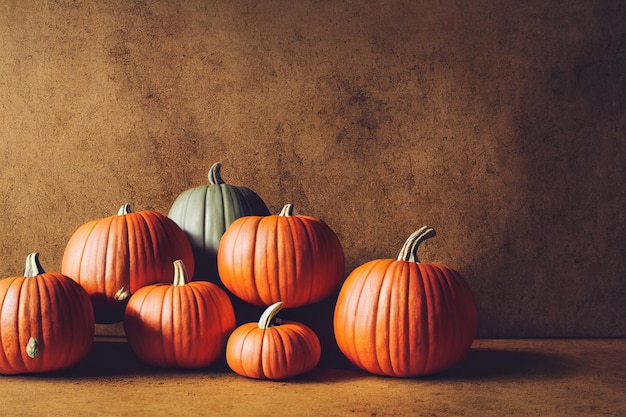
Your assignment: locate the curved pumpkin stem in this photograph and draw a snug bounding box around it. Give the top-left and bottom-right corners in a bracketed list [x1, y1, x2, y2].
[397, 226, 436, 263]
[172, 260, 189, 286]
[258, 301, 284, 329]
[24, 252, 45, 277]
[114, 287, 131, 301]
[117, 203, 132, 215]
[208, 162, 225, 185]
[279, 204, 294, 217]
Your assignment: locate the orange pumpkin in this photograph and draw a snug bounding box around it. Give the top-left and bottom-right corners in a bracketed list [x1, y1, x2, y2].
[333, 227, 478, 377]
[0, 253, 95, 375]
[123, 260, 235, 369]
[226, 301, 321, 380]
[217, 203, 345, 308]
[62, 204, 195, 324]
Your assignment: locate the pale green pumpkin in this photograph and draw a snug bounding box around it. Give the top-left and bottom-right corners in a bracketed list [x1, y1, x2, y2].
[168, 162, 270, 281]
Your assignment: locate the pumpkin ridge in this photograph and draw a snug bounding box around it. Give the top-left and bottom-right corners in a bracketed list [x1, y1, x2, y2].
[387, 261, 407, 377]
[436, 266, 459, 372]
[280, 216, 298, 305]
[163, 286, 176, 367]
[180, 285, 197, 366]
[417, 264, 438, 373]
[65, 276, 94, 368]
[377, 262, 397, 376]
[144, 211, 165, 284]
[7, 278, 27, 373]
[197, 282, 232, 366]
[111, 213, 130, 300]
[294, 215, 316, 306]
[414, 264, 430, 375]
[216, 183, 228, 244]
[337, 261, 375, 371]
[56, 275, 84, 371]
[37, 275, 56, 371]
[358, 263, 386, 375]
[268, 216, 282, 304]
[0, 279, 13, 371]
[240, 324, 262, 378]
[438, 266, 461, 373]
[22, 277, 40, 373]
[246, 217, 264, 305]
[406, 262, 418, 375]
[285, 322, 320, 376]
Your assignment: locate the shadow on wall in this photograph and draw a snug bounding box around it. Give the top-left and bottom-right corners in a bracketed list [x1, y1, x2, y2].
[469, 3, 626, 338]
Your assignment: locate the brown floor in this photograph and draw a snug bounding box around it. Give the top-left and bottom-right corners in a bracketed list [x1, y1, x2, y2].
[1, 338, 624, 417]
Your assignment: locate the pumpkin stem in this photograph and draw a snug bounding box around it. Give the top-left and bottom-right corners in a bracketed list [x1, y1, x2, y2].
[397, 226, 436, 263]
[114, 287, 131, 301]
[26, 337, 39, 359]
[279, 204, 294, 217]
[258, 301, 284, 329]
[172, 260, 189, 286]
[208, 162, 225, 185]
[24, 252, 45, 277]
[117, 204, 132, 215]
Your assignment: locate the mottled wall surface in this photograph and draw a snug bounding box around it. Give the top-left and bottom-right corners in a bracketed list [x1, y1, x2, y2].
[1, 0, 624, 348]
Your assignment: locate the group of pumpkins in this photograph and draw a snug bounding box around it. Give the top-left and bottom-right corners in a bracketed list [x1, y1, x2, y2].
[0, 162, 478, 379]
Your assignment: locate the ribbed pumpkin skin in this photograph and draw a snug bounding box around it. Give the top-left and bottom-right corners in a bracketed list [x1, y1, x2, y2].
[333, 259, 477, 377]
[62, 207, 195, 324]
[124, 277, 235, 368]
[0, 271, 94, 375]
[217, 207, 345, 308]
[226, 317, 321, 380]
[168, 163, 270, 281]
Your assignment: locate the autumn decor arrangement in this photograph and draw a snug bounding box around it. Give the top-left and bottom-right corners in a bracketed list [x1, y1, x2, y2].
[225, 301, 321, 380]
[61, 203, 195, 324]
[123, 260, 235, 368]
[0, 253, 95, 375]
[0, 162, 480, 380]
[333, 226, 478, 377]
[217, 203, 345, 308]
[168, 162, 270, 281]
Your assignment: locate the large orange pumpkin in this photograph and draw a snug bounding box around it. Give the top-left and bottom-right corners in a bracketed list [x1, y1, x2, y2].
[0, 253, 95, 375]
[62, 204, 195, 324]
[123, 260, 235, 368]
[333, 226, 477, 377]
[217, 203, 345, 308]
[226, 301, 321, 380]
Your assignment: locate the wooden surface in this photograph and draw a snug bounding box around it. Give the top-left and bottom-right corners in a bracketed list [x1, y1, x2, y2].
[0, 339, 624, 416]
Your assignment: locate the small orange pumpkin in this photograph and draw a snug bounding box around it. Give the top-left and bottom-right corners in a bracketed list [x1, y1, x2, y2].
[333, 227, 478, 377]
[226, 301, 321, 380]
[0, 253, 95, 375]
[62, 203, 195, 324]
[123, 260, 235, 369]
[217, 203, 345, 308]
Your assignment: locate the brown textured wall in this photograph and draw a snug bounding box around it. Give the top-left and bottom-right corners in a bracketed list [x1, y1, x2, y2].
[1, 0, 624, 349]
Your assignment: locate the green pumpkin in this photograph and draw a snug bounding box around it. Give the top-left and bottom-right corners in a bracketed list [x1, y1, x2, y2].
[168, 162, 270, 282]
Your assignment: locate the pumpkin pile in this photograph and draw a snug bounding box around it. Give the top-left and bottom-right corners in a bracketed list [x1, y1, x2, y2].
[0, 161, 477, 379]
